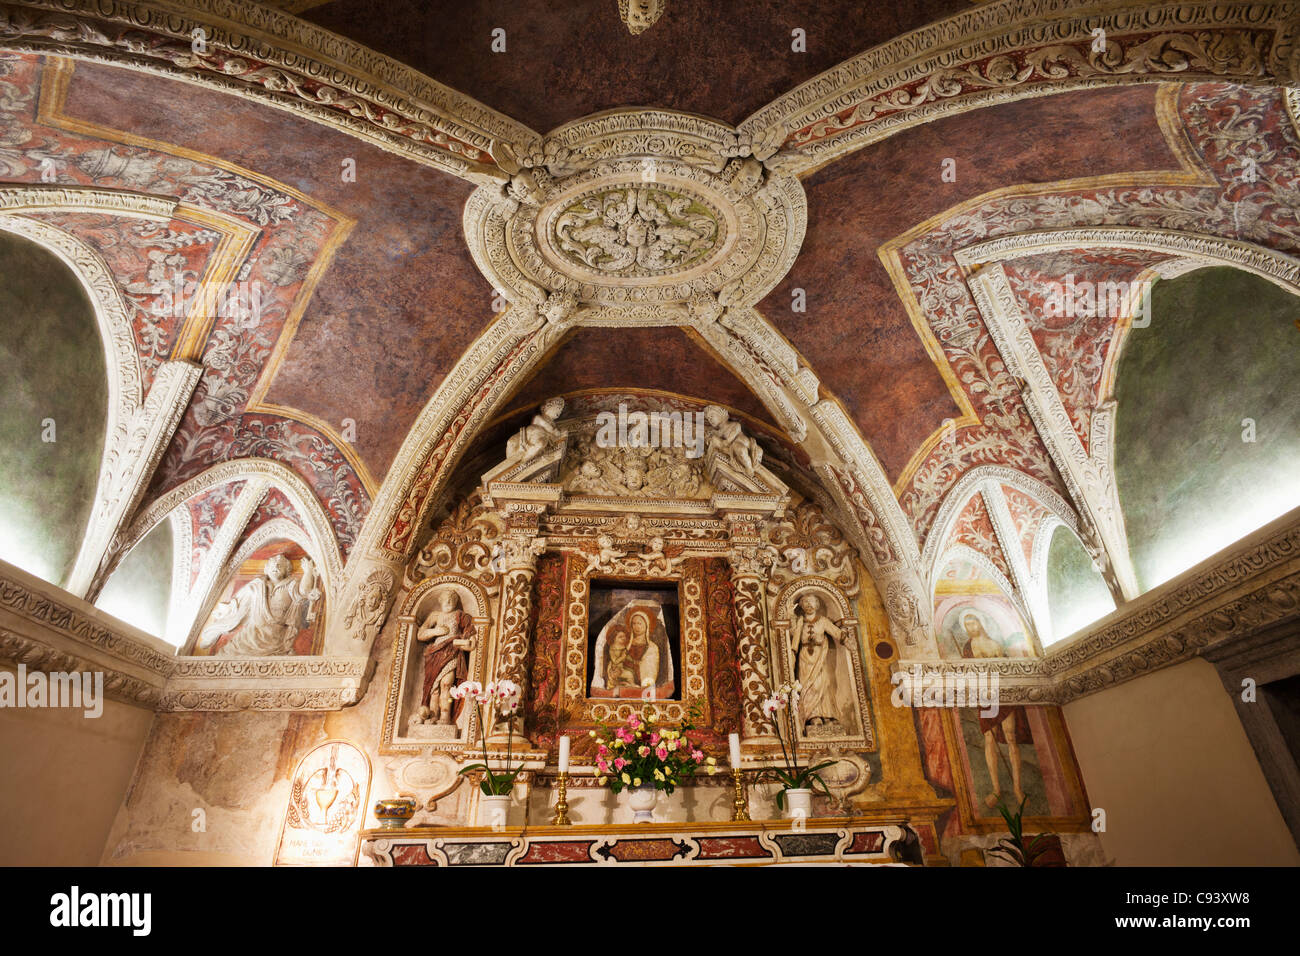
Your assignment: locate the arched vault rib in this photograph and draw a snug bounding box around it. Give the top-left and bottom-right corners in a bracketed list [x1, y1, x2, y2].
[330, 301, 935, 658]
[0, 0, 538, 183]
[956, 224, 1300, 605]
[922, 464, 1077, 589]
[121, 457, 345, 605]
[957, 226, 1300, 297]
[0, 190, 203, 600]
[740, 0, 1300, 175]
[3, 1, 1298, 185]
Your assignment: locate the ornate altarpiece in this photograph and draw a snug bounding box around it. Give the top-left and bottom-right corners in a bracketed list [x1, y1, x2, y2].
[376, 397, 888, 825]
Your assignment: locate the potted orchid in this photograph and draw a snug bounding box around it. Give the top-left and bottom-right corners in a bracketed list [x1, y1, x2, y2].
[591, 707, 716, 822]
[755, 681, 838, 818]
[452, 679, 525, 825]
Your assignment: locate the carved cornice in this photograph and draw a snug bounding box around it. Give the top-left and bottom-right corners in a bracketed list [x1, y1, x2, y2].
[893, 507, 1300, 703]
[740, 0, 1300, 173]
[890, 657, 1059, 705]
[0, 558, 369, 712]
[0, 0, 538, 182]
[1047, 509, 1300, 691]
[0, 629, 164, 706]
[0, 561, 172, 705]
[159, 654, 369, 712]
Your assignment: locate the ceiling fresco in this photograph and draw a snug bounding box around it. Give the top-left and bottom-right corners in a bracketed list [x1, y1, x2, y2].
[0, 0, 1297, 653]
[504, 326, 780, 429]
[297, 0, 969, 131]
[761, 84, 1180, 485]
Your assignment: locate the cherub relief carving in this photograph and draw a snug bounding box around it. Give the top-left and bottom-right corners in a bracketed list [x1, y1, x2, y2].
[585, 533, 628, 573]
[583, 532, 684, 576]
[563, 440, 707, 498]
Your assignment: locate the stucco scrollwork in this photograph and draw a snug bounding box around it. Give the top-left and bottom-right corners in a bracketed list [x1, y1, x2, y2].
[553, 184, 721, 277]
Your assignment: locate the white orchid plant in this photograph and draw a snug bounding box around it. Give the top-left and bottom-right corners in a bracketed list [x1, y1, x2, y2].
[755, 680, 839, 809]
[452, 679, 525, 796]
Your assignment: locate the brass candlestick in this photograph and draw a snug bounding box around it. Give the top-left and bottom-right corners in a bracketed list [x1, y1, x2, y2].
[731, 767, 750, 822]
[552, 771, 572, 826]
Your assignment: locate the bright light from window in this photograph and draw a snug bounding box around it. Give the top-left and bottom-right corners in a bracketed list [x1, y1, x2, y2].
[1144, 484, 1298, 589]
[1042, 590, 1115, 648]
[0, 514, 58, 585]
[95, 586, 169, 641]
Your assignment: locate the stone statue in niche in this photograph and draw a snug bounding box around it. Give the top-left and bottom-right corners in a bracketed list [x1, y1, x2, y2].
[198, 554, 320, 656]
[704, 404, 762, 476]
[790, 592, 859, 737]
[505, 396, 565, 465]
[411, 589, 476, 728]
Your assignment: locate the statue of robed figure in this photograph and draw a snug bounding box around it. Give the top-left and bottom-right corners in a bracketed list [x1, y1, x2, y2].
[197, 554, 320, 657]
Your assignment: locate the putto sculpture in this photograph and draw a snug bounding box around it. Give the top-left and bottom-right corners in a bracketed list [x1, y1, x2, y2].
[704, 404, 762, 476]
[505, 396, 566, 466]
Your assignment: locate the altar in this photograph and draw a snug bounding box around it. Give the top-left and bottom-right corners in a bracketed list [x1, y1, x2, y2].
[352, 396, 966, 862]
[361, 816, 919, 867]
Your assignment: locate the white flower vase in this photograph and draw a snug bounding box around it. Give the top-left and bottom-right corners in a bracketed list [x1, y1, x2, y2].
[782, 788, 813, 821]
[625, 785, 658, 823]
[478, 793, 511, 828]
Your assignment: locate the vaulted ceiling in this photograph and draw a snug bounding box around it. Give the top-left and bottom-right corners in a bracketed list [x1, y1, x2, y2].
[2, 0, 1299, 652]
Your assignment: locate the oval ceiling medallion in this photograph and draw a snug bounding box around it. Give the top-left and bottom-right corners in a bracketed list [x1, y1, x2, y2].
[547, 182, 724, 279]
[465, 110, 806, 322]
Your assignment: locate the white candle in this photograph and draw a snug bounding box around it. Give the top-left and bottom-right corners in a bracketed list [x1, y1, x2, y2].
[729, 732, 741, 768]
[558, 735, 570, 773]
